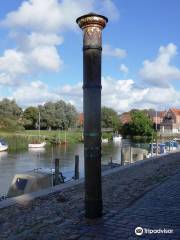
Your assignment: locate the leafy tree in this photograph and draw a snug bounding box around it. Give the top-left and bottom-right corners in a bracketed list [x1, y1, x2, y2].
[122, 110, 154, 137]
[37, 100, 78, 130]
[23, 107, 39, 129]
[101, 107, 122, 132]
[0, 98, 22, 118]
[0, 99, 24, 131]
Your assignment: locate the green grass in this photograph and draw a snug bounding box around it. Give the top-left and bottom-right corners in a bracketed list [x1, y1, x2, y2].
[22, 130, 83, 144]
[0, 133, 29, 152]
[0, 130, 83, 152]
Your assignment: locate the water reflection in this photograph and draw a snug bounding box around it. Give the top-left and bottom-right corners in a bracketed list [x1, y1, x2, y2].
[0, 143, 122, 195]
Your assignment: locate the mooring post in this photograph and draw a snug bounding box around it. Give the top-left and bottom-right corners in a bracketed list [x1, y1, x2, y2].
[121, 147, 124, 166]
[76, 13, 108, 219]
[54, 158, 60, 185]
[156, 138, 158, 156]
[110, 156, 113, 168]
[74, 155, 80, 180]
[130, 146, 132, 163]
[151, 143, 153, 157]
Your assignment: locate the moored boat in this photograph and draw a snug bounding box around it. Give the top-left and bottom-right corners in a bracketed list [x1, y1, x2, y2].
[0, 140, 8, 152]
[147, 143, 167, 158]
[28, 112, 46, 149]
[102, 138, 108, 143]
[28, 142, 46, 148]
[113, 134, 122, 143]
[165, 140, 179, 151]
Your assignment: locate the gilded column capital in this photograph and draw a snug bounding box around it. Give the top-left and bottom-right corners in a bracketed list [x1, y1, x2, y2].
[76, 13, 108, 49]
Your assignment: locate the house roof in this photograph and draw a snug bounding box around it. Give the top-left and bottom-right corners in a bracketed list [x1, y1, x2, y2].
[170, 108, 180, 116]
[147, 110, 165, 118]
[119, 112, 131, 124]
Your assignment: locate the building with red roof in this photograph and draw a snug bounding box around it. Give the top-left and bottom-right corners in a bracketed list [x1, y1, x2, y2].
[160, 108, 180, 133]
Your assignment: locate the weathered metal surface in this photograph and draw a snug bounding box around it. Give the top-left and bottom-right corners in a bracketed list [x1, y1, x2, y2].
[76, 13, 108, 218]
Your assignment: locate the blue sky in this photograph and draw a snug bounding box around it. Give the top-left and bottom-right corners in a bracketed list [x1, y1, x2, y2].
[0, 0, 180, 112]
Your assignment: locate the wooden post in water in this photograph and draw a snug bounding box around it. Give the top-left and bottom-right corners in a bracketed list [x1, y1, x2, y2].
[156, 138, 158, 156]
[74, 155, 80, 180]
[110, 156, 113, 168]
[76, 13, 108, 219]
[121, 147, 124, 166]
[151, 142, 153, 156]
[54, 158, 60, 185]
[130, 146, 133, 163]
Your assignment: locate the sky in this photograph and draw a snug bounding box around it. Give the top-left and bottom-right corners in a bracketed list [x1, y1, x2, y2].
[0, 0, 180, 113]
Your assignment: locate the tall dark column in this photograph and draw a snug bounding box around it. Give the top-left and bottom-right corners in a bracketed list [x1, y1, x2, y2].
[76, 13, 108, 219]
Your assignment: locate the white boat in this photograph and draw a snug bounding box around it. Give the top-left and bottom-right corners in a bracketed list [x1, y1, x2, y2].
[28, 142, 46, 148]
[28, 112, 46, 149]
[0, 140, 8, 152]
[102, 138, 108, 143]
[113, 134, 122, 142]
[147, 143, 167, 158]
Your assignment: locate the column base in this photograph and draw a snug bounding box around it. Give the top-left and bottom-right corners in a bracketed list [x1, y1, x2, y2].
[85, 199, 103, 219]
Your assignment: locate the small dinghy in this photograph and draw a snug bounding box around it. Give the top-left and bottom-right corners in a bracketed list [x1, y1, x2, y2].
[28, 142, 46, 148]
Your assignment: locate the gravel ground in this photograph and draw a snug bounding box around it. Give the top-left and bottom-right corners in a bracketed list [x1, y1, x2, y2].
[0, 152, 180, 240]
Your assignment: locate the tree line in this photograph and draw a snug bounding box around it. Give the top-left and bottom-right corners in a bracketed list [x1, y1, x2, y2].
[0, 98, 155, 138]
[0, 98, 78, 131]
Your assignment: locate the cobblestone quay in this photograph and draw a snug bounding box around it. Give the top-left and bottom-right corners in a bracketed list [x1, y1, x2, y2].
[0, 152, 180, 239]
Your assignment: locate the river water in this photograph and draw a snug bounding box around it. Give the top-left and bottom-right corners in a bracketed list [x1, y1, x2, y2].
[0, 142, 122, 196]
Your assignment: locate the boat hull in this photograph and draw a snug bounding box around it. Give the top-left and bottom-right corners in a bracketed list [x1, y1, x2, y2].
[113, 137, 122, 142]
[0, 145, 8, 152]
[102, 138, 108, 143]
[28, 142, 46, 148]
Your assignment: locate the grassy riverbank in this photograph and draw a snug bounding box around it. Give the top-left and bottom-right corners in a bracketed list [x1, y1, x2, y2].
[0, 130, 83, 151]
[0, 130, 115, 151]
[24, 130, 83, 143]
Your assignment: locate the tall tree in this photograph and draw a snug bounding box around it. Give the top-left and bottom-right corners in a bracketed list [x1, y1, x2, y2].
[101, 107, 122, 132]
[37, 100, 78, 130]
[0, 98, 23, 131]
[122, 110, 154, 136]
[23, 107, 39, 129]
[0, 98, 22, 118]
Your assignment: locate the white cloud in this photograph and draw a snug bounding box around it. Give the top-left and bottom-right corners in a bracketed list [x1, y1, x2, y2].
[1, 0, 119, 33]
[139, 43, 180, 88]
[1, 0, 86, 33]
[13, 81, 60, 107]
[0, 37, 63, 86]
[56, 82, 83, 110]
[119, 64, 128, 74]
[103, 44, 127, 58]
[55, 77, 180, 112]
[101, 76, 148, 112]
[0, 49, 28, 86]
[95, 0, 119, 21]
[30, 45, 62, 72]
[9, 75, 180, 112]
[0, 0, 119, 88]
[10, 32, 63, 50]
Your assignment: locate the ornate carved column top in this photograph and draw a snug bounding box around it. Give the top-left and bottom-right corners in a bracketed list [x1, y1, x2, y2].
[76, 13, 108, 49]
[76, 12, 108, 30]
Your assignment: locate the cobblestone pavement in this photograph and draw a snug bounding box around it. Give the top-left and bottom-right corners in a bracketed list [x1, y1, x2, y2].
[0, 153, 180, 240]
[75, 172, 180, 240]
